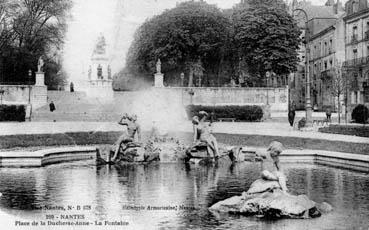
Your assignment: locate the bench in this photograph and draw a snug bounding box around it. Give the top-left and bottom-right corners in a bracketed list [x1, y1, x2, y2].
[218, 117, 236, 122]
[313, 119, 330, 127]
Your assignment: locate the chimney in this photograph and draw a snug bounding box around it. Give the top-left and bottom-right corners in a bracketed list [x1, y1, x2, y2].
[325, 0, 335, 6]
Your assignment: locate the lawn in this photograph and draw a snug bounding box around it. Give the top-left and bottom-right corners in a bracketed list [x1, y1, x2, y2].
[1, 131, 368, 156]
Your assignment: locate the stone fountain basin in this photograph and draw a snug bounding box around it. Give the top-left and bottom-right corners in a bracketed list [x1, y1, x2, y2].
[0, 146, 96, 167]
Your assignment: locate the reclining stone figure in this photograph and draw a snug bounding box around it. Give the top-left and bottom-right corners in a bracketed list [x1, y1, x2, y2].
[209, 141, 332, 219]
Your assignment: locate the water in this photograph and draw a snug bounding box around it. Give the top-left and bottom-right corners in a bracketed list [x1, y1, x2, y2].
[0, 161, 369, 229]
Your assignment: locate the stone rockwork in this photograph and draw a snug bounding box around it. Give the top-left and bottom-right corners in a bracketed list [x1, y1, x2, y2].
[209, 178, 332, 219]
[96, 136, 187, 165]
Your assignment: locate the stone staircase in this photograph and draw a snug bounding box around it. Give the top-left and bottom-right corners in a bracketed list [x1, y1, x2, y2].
[32, 91, 123, 122]
[31, 90, 187, 123]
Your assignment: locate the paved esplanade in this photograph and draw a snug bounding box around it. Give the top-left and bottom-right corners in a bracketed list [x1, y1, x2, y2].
[0, 122, 368, 144]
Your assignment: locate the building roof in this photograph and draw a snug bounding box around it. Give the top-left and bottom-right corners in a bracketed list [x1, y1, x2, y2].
[310, 25, 335, 41]
[293, 1, 342, 37]
[303, 5, 336, 19]
[294, 2, 336, 25]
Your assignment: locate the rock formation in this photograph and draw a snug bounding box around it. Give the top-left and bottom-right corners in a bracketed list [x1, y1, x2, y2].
[209, 178, 332, 219]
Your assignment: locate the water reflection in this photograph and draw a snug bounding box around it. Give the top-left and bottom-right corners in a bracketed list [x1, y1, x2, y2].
[0, 161, 369, 229]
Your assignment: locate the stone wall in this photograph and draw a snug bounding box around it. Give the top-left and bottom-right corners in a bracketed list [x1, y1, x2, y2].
[32, 87, 288, 122]
[0, 85, 47, 109]
[159, 87, 289, 112]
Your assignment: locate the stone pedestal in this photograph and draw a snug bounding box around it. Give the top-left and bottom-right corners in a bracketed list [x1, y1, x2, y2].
[263, 104, 271, 120]
[154, 73, 164, 88]
[31, 85, 47, 109]
[87, 79, 114, 102]
[25, 104, 32, 121]
[35, 72, 45, 86]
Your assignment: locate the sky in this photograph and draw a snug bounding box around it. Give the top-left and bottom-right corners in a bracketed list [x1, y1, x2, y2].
[63, 0, 346, 86]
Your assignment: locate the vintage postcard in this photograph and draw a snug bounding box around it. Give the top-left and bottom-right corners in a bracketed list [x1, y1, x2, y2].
[0, 0, 368, 229]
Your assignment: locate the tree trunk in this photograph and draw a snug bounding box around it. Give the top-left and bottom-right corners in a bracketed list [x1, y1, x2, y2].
[338, 95, 341, 124]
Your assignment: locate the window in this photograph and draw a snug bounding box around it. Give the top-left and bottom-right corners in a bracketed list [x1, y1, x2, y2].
[97, 64, 102, 79]
[353, 73, 359, 89]
[324, 61, 328, 70]
[329, 59, 333, 68]
[366, 21, 369, 39]
[352, 91, 357, 104]
[353, 49, 358, 59]
[364, 82, 369, 103]
[353, 25, 358, 41]
[353, 1, 359, 13]
[329, 39, 333, 53]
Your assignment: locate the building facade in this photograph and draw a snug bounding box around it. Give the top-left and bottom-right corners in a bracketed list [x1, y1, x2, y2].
[343, 0, 369, 114]
[289, 0, 344, 111]
[308, 13, 345, 111]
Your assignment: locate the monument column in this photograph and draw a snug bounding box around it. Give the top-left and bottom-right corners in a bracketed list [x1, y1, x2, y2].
[154, 59, 164, 87]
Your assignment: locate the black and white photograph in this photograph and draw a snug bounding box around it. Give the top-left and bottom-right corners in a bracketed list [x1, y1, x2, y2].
[0, 0, 369, 229]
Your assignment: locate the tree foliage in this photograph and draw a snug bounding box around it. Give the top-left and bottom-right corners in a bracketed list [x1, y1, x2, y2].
[125, 1, 230, 86]
[0, 0, 71, 87]
[232, 0, 301, 86]
[121, 0, 302, 88]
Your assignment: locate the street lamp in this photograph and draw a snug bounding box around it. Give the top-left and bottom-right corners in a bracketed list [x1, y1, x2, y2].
[28, 70, 32, 104]
[0, 89, 4, 104]
[293, 8, 312, 126]
[180, 72, 185, 105]
[265, 62, 272, 106]
[180, 72, 185, 87]
[188, 88, 194, 104]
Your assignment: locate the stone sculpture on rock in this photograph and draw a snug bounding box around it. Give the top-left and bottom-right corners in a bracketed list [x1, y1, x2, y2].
[209, 178, 331, 219]
[209, 141, 332, 219]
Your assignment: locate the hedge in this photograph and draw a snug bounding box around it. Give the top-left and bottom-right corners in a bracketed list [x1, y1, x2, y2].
[351, 104, 369, 124]
[0, 105, 26, 122]
[319, 125, 369, 138]
[186, 105, 263, 122]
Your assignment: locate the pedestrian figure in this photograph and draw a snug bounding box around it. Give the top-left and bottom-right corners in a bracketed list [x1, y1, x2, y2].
[288, 103, 296, 127]
[49, 101, 56, 112]
[326, 107, 332, 123]
[70, 82, 74, 92]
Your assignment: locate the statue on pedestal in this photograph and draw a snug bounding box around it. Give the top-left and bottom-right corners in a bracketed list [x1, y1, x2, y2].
[88, 66, 91, 80]
[108, 65, 112, 79]
[156, 59, 161, 74]
[94, 34, 106, 55]
[37, 57, 44, 72]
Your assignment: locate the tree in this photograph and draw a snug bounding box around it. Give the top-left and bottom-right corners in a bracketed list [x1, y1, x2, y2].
[43, 54, 68, 90]
[0, 0, 72, 84]
[232, 0, 301, 86]
[125, 1, 230, 87]
[0, 0, 19, 47]
[332, 61, 346, 124]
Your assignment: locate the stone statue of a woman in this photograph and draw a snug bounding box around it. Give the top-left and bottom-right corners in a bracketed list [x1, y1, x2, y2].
[38, 57, 44, 72]
[156, 59, 161, 74]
